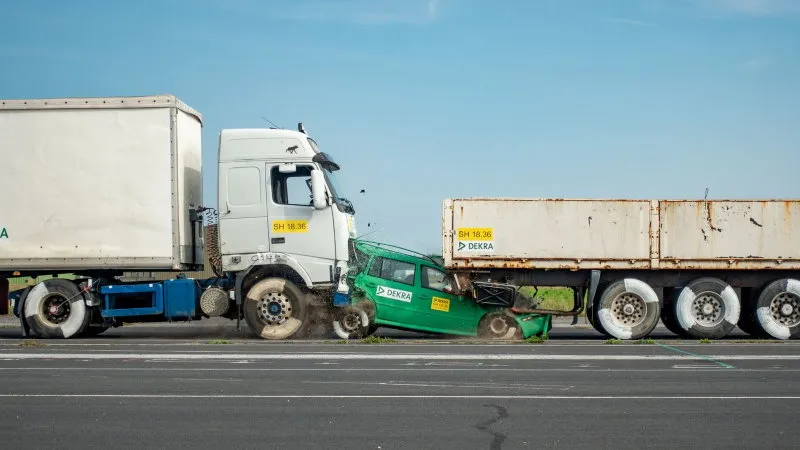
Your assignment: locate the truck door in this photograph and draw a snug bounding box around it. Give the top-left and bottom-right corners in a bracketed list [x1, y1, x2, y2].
[266, 163, 336, 283]
[417, 265, 478, 334]
[218, 162, 270, 255]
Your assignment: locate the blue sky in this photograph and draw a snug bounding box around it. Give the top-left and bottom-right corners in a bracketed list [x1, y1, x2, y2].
[1, 0, 798, 253]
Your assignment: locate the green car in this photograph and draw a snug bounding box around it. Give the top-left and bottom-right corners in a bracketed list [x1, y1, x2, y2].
[332, 240, 552, 340]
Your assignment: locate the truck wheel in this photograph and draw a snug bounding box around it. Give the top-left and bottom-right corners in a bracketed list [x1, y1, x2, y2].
[595, 278, 660, 340]
[478, 312, 522, 340]
[243, 278, 308, 340]
[23, 279, 90, 339]
[752, 278, 800, 340]
[673, 277, 740, 339]
[332, 305, 370, 339]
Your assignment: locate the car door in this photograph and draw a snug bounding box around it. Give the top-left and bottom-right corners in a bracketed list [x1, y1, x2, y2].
[417, 265, 479, 335]
[360, 256, 421, 328]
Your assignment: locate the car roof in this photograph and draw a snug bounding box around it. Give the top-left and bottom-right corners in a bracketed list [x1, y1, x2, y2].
[353, 240, 444, 269]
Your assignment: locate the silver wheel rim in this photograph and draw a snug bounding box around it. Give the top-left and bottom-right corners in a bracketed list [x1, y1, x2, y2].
[610, 293, 646, 328]
[488, 316, 510, 336]
[40, 293, 71, 326]
[340, 310, 364, 333]
[770, 292, 800, 328]
[692, 291, 724, 327]
[257, 292, 292, 326]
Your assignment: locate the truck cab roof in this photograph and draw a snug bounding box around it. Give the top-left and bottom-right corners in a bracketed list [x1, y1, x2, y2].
[218, 128, 327, 163]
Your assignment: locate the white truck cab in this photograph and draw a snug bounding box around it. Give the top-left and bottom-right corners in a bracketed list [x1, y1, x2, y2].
[217, 124, 356, 338]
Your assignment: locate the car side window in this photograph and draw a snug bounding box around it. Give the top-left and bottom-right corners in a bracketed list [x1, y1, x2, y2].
[421, 266, 448, 292]
[369, 257, 416, 286]
[367, 257, 383, 278]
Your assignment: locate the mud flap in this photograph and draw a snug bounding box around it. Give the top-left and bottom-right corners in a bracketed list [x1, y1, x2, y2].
[515, 314, 552, 339]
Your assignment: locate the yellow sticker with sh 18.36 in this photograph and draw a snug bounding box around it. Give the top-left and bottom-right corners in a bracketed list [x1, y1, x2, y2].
[272, 220, 309, 233]
[431, 297, 451, 312]
[457, 228, 493, 241]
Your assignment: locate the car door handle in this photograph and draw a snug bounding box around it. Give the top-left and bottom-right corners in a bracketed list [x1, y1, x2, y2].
[271, 237, 285, 244]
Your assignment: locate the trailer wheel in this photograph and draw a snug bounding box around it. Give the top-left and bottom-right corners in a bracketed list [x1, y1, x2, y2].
[478, 312, 522, 340]
[595, 278, 660, 340]
[23, 279, 90, 339]
[673, 277, 740, 339]
[332, 305, 370, 339]
[243, 277, 308, 340]
[752, 278, 800, 340]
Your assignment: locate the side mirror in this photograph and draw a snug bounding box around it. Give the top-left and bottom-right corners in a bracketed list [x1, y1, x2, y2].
[310, 169, 327, 210]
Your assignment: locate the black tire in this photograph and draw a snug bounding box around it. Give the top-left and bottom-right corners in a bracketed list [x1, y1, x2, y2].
[478, 312, 522, 340]
[23, 279, 90, 339]
[243, 277, 309, 340]
[673, 277, 740, 339]
[332, 305, 370, 339]
[593, 278, 660, 340]
[752, 278, 800, 340]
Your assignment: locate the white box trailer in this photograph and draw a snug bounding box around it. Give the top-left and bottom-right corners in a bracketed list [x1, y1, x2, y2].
[0, 95, 204, 272]
[442, 198, 800, 341]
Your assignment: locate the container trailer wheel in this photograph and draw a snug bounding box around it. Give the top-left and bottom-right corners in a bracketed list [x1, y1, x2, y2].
[672, 277, 740, 339]
[751, 278, 800, 340]
[594, 278, 660, 340]
[22, 279, 91, 339]
[243, 277, 309, 340]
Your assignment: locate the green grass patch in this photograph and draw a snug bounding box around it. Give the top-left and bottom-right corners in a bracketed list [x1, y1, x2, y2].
[19, 339, 45, 347]
[206, 339, 232, 345]
[634, 338, 656, 345]
[359, 336, 396, 344]
[524, 335, 549, 344]
[517, 287, 582, 315]
[604, 338, 622, 345]
[699, 338, 713, 344]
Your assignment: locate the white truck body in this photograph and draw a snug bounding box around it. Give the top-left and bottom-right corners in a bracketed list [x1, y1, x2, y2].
[443, 198, 800, 271]
[0, 95, 203, 271]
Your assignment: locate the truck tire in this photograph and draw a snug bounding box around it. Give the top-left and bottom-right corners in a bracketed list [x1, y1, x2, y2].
[752, 278, 800, 340]
[23, 279, 90, 339]
[672, 277, 740, 339]
[243, 277, 309, 340]
[594, 278, 660, 340]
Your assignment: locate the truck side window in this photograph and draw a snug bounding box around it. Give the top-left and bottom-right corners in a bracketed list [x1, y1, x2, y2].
[271, 165, 314, 207]
[421, 266, 447, 291]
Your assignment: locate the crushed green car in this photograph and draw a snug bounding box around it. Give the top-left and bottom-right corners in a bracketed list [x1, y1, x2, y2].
[332, 240, 552, 340]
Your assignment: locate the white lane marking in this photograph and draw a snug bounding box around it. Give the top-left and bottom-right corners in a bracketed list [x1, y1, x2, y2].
[0, 394, 798, 400]
[2, 353, 800, 361]
[0, 367, 796, 372]
[672, 364, 726, 369]
[304, 381, 574, 390]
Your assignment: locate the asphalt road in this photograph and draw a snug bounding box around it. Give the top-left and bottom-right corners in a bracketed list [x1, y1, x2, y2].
[0, 318, 798, 449]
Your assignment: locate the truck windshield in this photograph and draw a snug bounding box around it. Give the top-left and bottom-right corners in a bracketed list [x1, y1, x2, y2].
[323, 167, 354, 215]
[309, 138, 354, 215]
